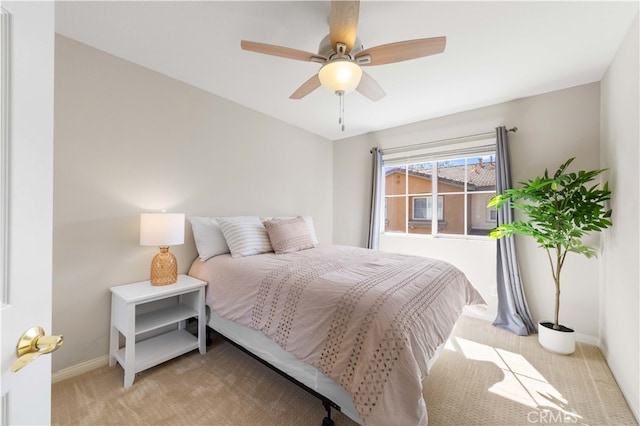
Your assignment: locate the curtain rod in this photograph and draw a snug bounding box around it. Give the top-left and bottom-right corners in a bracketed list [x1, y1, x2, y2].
[371, 126, 518, 154]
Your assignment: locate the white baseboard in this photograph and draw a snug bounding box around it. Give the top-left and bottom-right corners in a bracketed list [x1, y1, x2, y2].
[462, 306, 494, 322]
[52, 355, 110, 384]
[462, 311, 601, 346]
[575, 332, 600, 347]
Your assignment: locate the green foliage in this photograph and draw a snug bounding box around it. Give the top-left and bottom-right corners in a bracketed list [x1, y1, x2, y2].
[488, 157, 613, 330]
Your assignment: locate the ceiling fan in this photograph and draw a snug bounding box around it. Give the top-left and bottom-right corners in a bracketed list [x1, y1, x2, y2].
[240, 0, 446, 129]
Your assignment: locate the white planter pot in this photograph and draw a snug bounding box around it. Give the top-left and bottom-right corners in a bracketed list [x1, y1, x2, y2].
[538, 321, 575, 355]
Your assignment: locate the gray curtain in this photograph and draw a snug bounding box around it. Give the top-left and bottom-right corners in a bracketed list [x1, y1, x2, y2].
[367, 147, 383, 249]
[493, 126, 537, 335]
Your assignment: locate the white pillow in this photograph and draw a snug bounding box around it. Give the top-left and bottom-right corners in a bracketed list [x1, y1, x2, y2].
[302, 216, 319, 245]
[217, 216, 273, 258]
[260, 215, 318, 245]
[189, 217, 230, 260]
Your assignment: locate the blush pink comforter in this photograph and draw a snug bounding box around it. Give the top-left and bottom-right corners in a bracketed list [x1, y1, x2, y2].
[189, 245, 485, 425]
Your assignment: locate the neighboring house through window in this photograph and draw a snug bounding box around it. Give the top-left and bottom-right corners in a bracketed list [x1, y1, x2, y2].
[382, 138, 497, 237]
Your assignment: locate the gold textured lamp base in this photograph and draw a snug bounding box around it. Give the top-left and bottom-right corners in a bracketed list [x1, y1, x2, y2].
[150, 246, 178, 286]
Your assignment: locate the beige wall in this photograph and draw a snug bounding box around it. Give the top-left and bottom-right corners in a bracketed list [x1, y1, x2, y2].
[53, 36, 333, 372]
[333, 83, 602, 340]
[600, 14, 639, 419]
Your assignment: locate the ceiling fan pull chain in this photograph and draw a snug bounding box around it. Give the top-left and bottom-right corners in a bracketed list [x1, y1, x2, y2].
[338, 90, 345, 131]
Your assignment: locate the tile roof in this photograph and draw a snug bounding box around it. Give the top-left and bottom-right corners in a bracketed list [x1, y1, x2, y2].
[387, 162, 496, 190]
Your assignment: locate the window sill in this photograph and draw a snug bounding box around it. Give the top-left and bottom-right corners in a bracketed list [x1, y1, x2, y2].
[381, 231, 493, 242]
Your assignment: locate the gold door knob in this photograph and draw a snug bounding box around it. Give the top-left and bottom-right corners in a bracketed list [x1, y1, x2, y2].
[11, 326, 63, 372]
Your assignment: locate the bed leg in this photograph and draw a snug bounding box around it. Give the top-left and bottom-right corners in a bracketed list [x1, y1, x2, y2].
[322, 401, 334, 426]
[206, 326, 213, 347]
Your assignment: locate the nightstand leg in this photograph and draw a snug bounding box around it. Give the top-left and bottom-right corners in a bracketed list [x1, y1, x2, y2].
[124, 370, 135, 388]
[124, 305, 136, 387]
[109, 294, 122, 368]
[198, 287, 206, 354]
[124, 340, 135, 388]
[109, 325, 117, 367]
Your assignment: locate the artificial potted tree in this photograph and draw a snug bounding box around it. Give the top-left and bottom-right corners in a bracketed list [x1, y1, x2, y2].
[488, 157, 612, 354]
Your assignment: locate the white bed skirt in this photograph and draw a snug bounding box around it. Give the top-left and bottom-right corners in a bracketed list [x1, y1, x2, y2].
[208, 308, 448, 425]
[208, 308, 364, 424]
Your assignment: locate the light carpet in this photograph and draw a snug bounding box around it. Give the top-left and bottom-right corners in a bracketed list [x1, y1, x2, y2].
[52, 316, 637, 425]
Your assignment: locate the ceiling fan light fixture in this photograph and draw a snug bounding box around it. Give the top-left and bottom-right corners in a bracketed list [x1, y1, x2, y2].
[318, 59, 362, 94]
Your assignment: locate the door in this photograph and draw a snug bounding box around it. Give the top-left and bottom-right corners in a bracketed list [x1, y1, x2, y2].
[0, 2, 55, 425]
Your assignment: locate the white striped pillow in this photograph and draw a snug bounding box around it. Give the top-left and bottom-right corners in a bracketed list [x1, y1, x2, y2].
[217, 216, 273, 258]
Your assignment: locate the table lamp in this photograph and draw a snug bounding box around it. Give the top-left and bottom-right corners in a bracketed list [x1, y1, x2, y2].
[140, 213, 185, 286]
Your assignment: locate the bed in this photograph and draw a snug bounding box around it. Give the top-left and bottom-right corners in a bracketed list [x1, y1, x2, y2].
[187, 215, 485, 425]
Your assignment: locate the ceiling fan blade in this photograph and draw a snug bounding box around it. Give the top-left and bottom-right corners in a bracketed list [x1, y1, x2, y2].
[241, 40, 326, 63]
[290, 74, 322, 99]
[329, 0, 360, 53]
[355, 36, 446, 66]
[356, 71, 386, 102]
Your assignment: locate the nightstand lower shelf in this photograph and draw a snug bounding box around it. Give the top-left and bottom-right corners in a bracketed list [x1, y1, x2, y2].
[113, 329, 199, 375]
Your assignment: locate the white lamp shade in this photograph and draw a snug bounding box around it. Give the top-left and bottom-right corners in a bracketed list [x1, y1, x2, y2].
[318, 60, 363, 94]
[140, 213, 185, 246]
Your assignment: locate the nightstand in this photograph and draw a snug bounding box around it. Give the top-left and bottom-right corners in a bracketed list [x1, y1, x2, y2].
[109, 274, 206, 387]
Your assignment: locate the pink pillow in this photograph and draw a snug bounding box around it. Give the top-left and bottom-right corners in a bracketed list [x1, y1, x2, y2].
[263, 216, 315, 254]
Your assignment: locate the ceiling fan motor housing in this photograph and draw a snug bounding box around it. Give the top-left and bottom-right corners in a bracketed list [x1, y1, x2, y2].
[318, 34, 364, 59]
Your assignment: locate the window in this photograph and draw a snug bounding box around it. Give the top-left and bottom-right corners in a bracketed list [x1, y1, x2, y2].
[487, 195, 498, 222]
[382, 139, 496, 237]
[412, 196, 443, 220]
[413, 197, 427, 220]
